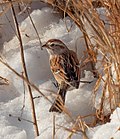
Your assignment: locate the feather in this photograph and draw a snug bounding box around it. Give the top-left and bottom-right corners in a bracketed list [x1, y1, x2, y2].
[50, 50, 80, 89]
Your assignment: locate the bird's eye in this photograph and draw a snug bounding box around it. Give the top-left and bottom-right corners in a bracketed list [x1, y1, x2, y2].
[50, 43, 55, 47]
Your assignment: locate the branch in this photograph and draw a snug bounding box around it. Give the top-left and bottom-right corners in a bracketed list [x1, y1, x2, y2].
[9, 0, 39, 136]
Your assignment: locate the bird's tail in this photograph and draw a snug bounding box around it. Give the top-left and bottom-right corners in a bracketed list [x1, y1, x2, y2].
[49, 83, 68, 113]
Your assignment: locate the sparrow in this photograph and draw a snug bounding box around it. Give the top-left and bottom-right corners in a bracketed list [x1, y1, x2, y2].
[42, 39, 80, 112]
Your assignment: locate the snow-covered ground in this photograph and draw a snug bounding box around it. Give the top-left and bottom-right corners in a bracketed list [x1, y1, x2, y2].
[0, 3, 120, 139]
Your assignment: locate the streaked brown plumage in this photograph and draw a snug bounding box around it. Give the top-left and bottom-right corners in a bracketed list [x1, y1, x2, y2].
[42, 39, 80, 112]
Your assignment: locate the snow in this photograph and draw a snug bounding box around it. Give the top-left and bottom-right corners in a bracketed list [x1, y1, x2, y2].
[91, 108, 120, 139]
[0, 3, 120, 139]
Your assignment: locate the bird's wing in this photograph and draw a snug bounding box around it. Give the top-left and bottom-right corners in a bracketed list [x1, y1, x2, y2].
[50, 50, 80, 88]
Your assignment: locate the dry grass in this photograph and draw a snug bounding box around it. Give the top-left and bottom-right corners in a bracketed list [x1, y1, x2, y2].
[0, 0, 120, 138]
[0, 75, 9, 85]
[46, 0, 120, 119]
[44, 0, 120, 137]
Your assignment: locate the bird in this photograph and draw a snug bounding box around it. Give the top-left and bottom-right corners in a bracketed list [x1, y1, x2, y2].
[42, 39, 80, 113]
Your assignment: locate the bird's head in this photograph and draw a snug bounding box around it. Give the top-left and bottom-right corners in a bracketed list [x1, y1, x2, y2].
[42, 39, 68, 55]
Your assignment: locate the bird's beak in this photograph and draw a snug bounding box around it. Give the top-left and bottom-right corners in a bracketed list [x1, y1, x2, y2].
[42, 44, 50, 49]
[42, 44, 46, 48]
[41, 44, 47, 50]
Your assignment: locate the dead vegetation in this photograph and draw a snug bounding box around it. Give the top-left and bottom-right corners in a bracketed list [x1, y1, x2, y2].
[0, 0, 120, 138]
[45, 0, 120, 121]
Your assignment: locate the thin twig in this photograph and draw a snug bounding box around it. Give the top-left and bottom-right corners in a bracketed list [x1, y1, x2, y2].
[9, 0, 39, 136]
[25, 4, 42, 49]
[9, 114, 35, 124]
[20, 72, 26, 119]
[52, 114, 56, 139]
[0, 57, 52, 103]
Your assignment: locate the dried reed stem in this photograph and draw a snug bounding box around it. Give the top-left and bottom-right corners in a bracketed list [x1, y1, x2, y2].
[9, 0, 39, 136]
[0, 57, 52, 103]
[52, 114, 56, 139]
[25, 5, 42, 48]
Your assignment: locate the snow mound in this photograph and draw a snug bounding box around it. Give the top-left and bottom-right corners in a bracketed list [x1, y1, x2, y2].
[0, 126, 27, 139]
[91, 108, 120, 139]
[0, 5, 119, 139]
